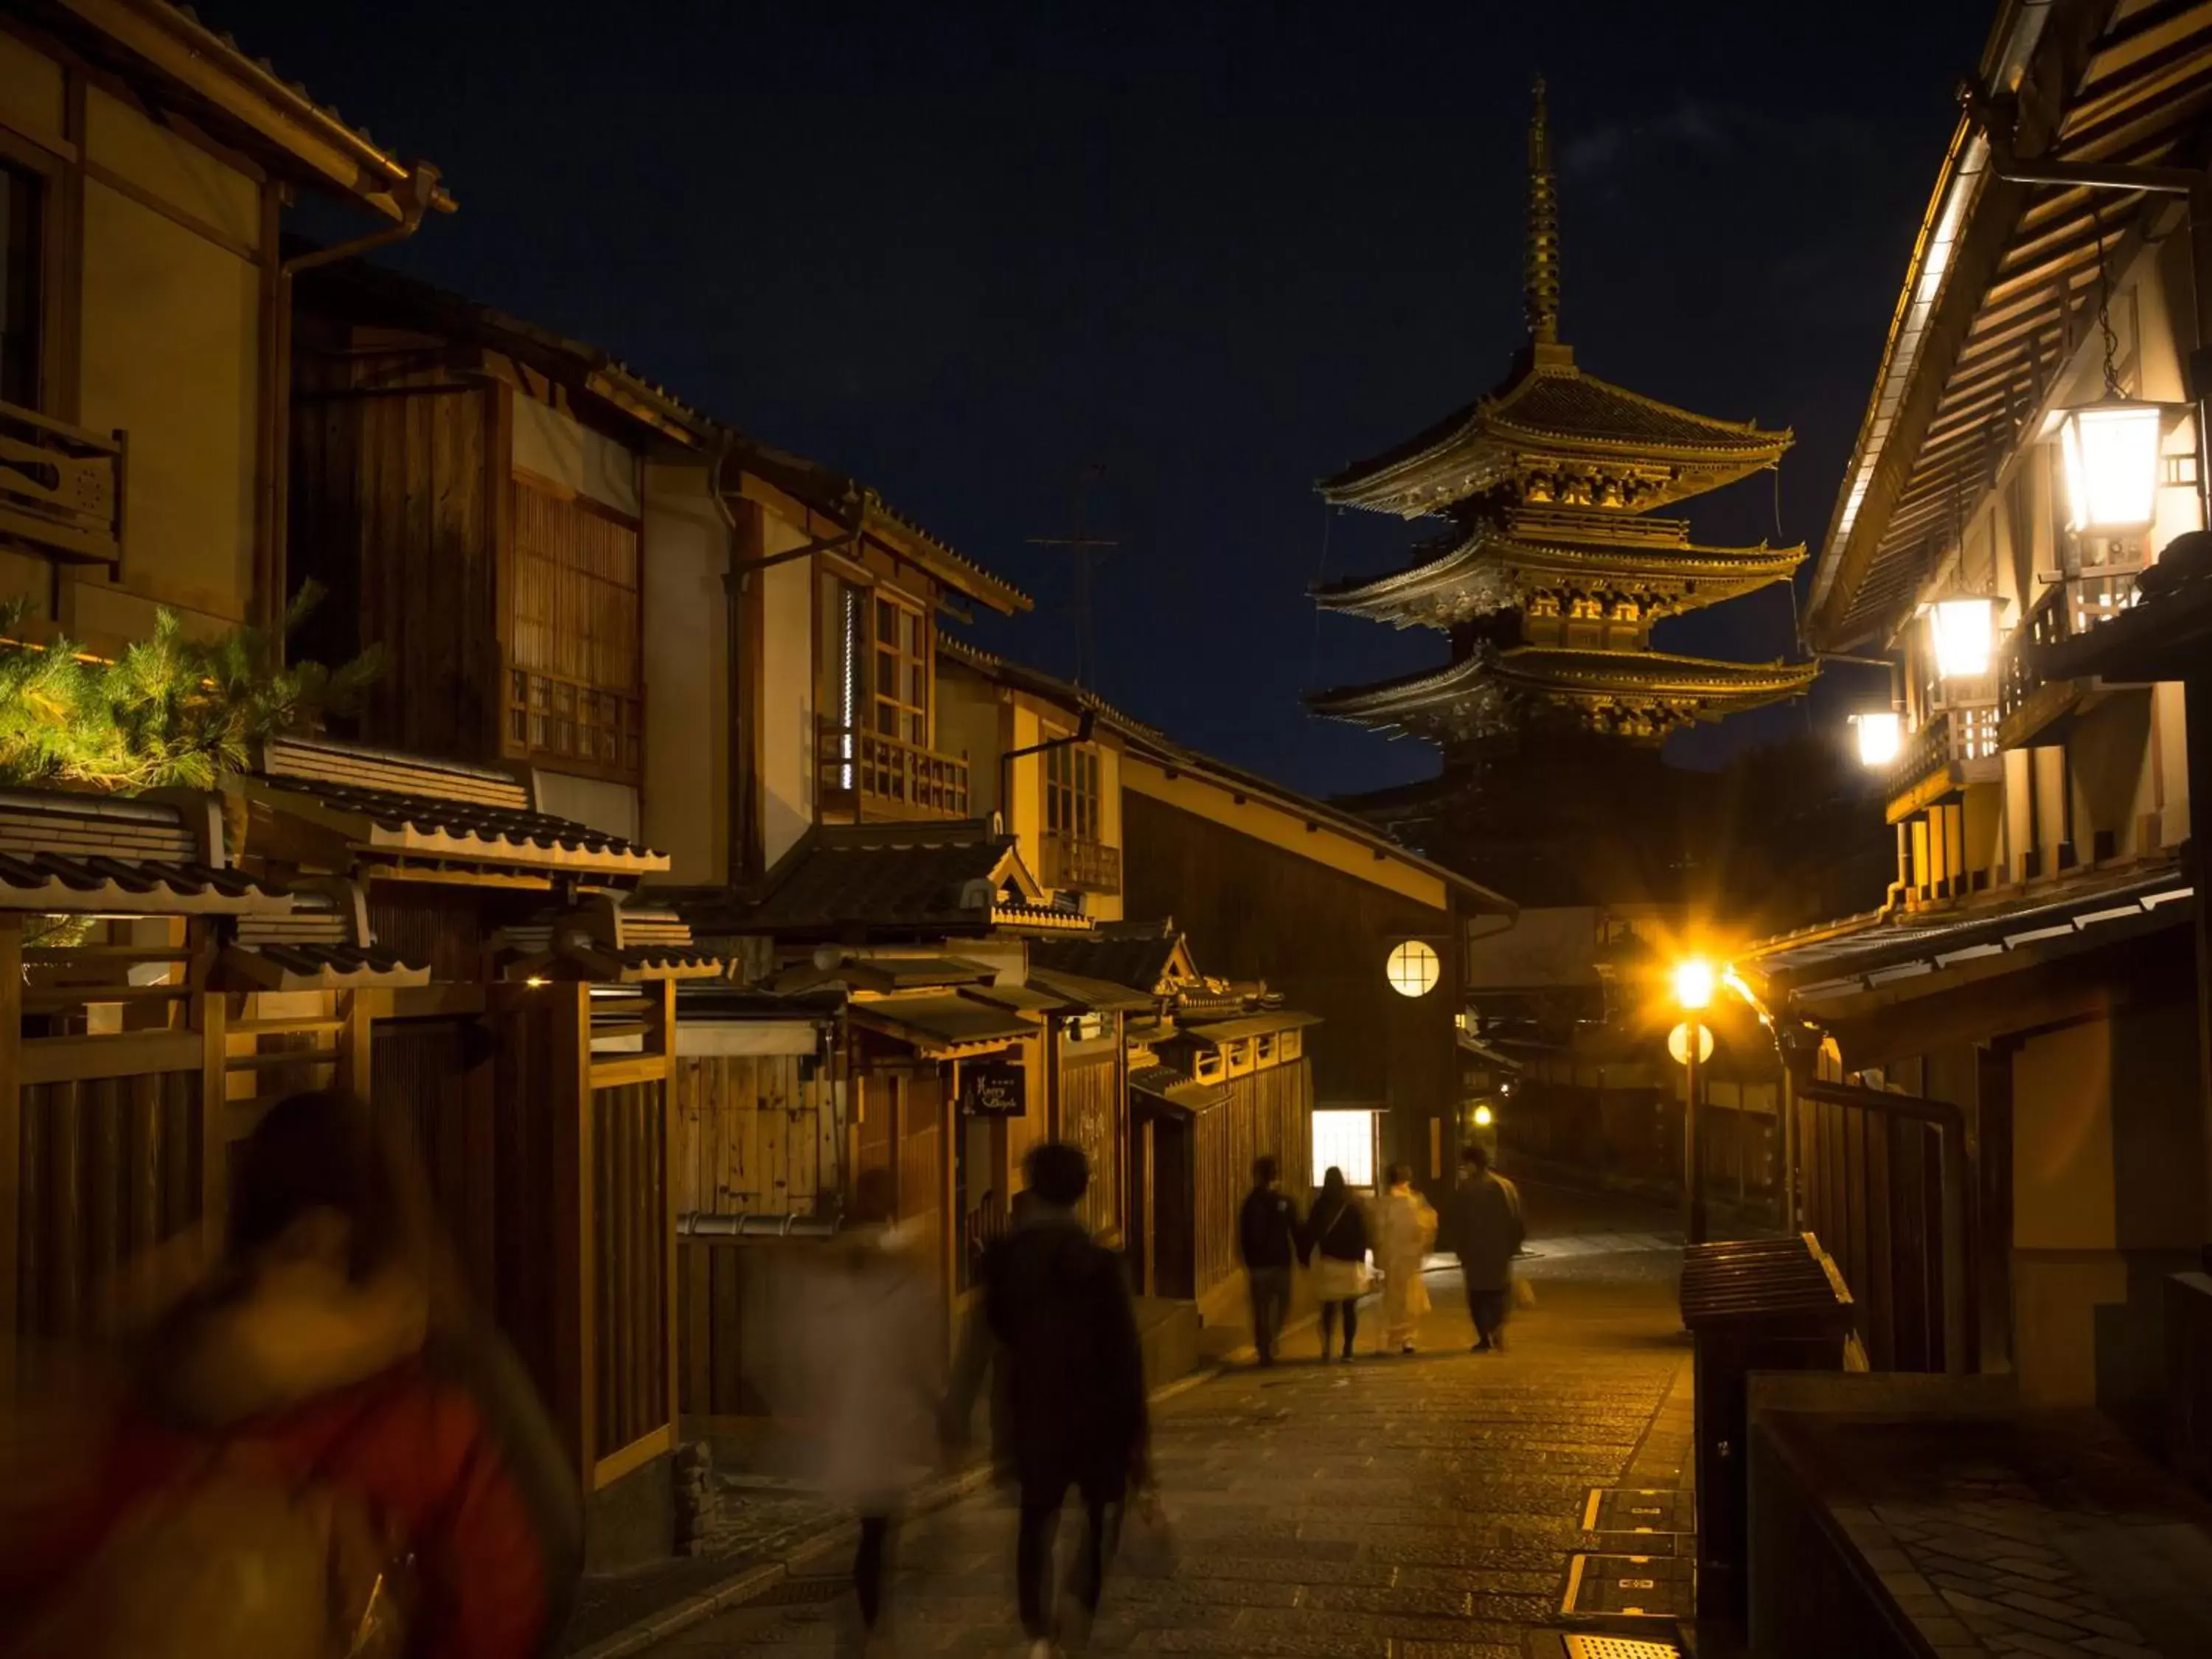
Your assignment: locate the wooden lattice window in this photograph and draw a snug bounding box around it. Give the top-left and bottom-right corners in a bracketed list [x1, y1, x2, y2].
[506, 477, 642, 781]
[1044, 737, 1101, 841]
[872, 591, 929, 746]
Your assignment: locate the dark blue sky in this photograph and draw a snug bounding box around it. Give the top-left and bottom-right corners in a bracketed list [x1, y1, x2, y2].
[224, 1, 1989, 797]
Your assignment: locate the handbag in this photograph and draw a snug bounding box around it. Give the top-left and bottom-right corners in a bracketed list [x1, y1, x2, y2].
[1310, 1203, 1371, 1301]
[1117, 1484, 1177, 1577]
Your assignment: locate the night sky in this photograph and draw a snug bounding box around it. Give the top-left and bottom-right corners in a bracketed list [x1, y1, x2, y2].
[218, 0, 1991, 799]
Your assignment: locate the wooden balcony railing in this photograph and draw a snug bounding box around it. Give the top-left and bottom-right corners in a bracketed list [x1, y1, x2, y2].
[817, 720, 970, 820]
[1040, 830, 1121, 894]
[0, 399, 124, 566]
[1997, 574, 2143, 749]
[1886, 706, 2000, 821]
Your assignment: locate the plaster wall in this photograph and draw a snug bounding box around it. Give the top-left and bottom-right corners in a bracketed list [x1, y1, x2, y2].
[512, 395, 640, 517]
[757, 515, 812, 867]
[641, 459, 728, 884]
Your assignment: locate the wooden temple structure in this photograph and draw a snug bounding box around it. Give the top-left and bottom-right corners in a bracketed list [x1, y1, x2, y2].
[1310, 80, 1817, 907]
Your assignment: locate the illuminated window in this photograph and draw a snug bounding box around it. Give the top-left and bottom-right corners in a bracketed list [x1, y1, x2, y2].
[1045, 735, 1102, 841]
[872, 591, 930, 746]
[506, 479, 641, 781]
[1311, 1109, 1377, 1189]
[1386, 939, 1440, 998]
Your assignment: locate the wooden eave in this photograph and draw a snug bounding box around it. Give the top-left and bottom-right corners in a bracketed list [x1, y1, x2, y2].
[44, 0, 453, 220]
[1809, 0, 2212, 651]
[1310, 647, 1816, 723]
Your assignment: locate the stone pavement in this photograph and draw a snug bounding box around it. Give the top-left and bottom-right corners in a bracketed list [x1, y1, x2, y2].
[647, 1183, 1694, 1658]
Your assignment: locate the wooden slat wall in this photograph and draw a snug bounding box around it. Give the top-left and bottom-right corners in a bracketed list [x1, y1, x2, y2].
[488, 984, 578, 1470]
[1186, 1057, 1315, 1304]
[13, 1068, 201, 1346]
[1061, 1054, 1119, 1239]
[676, 1237, 822, 1419]
[1795, 1093, 1949, 1372]
[367, 889, 490, 987]
[671, 1056, 834, 1217]
[372, 1016, 496, 1307]
[287, 338, 500, 762]
[592, 1079, 672, 1464]
[507, 480, 643, 779]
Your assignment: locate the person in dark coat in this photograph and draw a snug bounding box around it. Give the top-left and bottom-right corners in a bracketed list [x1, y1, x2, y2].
[1236, 1155, 1301, 1366]
[944, 1142, 1148, 1658]
[1300, 1166, 1371, 1361]
[1441, 1143, 1525, 1352]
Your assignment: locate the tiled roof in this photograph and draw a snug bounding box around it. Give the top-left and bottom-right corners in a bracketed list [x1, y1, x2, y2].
[246, 736, 666, 877]
[1310, 647, 1818, 717]
[219, 941, 429, 992]
[1130, 1064, 1230, 1115]
[0, 786, 291, 915]
[1023, 967, 1159, 1014]
[1032, 931, 1189, 995]
[1746, 870, 2194, 1001]
[738, 822, 1023, 933]
[1321, 358, 1790, 517]
[1180, 1011, 1323, 1042]
[852, 995, 1036, 1050]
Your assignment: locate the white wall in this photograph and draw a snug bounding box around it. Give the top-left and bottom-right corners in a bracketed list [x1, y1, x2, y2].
[512, 396, 640, 517]
[641, 459, 728, 884]
[758, 519, 813, 867]
[535, 768, 640, 844]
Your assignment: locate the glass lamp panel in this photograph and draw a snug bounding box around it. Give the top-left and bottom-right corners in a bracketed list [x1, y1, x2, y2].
[1853, 711, 1902, 767]
[1928, 597, 1995, 680]
[2059, 403, 2162, 533]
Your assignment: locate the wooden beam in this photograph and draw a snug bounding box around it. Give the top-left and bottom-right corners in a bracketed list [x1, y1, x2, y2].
[197, 989, 226, 1248]
[591, 1422, 674, 1492]
[1, 917, 21, 1395]
[20, 1029, 202, 1085]
[589, 1054, 671, 1090]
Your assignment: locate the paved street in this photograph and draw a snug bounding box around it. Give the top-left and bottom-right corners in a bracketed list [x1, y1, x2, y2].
[655, 1183, 1694, 1658]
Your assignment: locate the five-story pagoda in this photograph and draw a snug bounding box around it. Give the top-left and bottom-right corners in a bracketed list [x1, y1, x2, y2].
[1310, 80, 1816, 903]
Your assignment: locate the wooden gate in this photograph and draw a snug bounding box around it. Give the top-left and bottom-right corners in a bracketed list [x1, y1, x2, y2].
[1793, 1077, 1975, 1373]
[1059, 1051, 1121, 1239]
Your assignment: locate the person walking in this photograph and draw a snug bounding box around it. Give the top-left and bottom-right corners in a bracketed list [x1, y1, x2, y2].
[801, 1168, 938, 1656]
[1236, 1155, 1301, 1366]
[1301, 1166, 1370, 1362]
[945, 1142, 1148, 1659]
[1374, 1164, 1437, 1355]
[1442, 1143, 1526, 1353]
[4, 1088, 581, 1659]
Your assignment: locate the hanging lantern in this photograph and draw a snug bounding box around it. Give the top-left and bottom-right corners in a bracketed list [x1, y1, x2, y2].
[2056, 400, 2163, 534]
[1851, 710, 1902, 768]
[1927, 597, 1995, 680]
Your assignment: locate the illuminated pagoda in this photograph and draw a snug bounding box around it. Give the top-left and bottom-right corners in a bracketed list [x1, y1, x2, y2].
[1310, 80, 1816, 900]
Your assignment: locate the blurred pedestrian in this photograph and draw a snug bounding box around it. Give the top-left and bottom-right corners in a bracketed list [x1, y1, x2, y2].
[1442, 1144, 1525, 1353]
[4, 1088, 580, 1659]
[1301, 1166, 1370, 1362]
[1236, 1155, 1300, 1366]
[945, 1142, 1147, 1659]
[804, 1167, 939, 1656]
[1374, 1164, 1437, 1355]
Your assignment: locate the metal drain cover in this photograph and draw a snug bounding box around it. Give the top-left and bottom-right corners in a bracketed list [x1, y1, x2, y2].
[1561, 1552, 1694, 1620]
[1561, 1636, 1685, 1659]
[1581, 1487, 1694, 1534]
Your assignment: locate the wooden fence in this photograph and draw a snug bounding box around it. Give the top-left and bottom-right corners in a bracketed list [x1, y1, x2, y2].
[671, 1054, 837, 1218]
[1189, 1057, 1312, 1303]
[1060, 1050, 1121, 1239]
[1793, 1076, 1974, 1373]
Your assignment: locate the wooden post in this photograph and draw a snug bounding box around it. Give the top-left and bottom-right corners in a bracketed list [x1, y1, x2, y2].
[337, 987, 375, 1101]
[196, 984, 228, 1248]
[546, 981, 595, 1483]
[1, 916, 21, 1396]
[661, 980, 681, 1444]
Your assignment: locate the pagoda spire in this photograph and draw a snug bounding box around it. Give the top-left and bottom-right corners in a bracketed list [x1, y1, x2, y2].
[1524, 76, 1561, 347]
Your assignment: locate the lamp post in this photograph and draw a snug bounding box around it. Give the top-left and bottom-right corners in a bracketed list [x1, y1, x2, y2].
[1672, 957, 1717, 1246]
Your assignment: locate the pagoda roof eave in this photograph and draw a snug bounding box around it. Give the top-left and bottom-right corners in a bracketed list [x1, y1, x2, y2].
[1307, 647, 1818, 720]
[1313, 535, 1806, 617]
[1319, 357, 1793, 518]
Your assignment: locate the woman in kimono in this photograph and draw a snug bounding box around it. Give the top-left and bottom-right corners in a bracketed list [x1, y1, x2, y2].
[1374, 1165, 1437, 1354]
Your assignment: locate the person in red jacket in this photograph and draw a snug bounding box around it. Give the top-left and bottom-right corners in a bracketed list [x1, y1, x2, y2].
[2, 1088, 582, 1659]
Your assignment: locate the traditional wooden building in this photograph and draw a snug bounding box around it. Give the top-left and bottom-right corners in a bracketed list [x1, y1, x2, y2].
[1734, 1, 2212, 1430]
[1309, 80, 1815, 907]
[939, 639, 1512, 1309]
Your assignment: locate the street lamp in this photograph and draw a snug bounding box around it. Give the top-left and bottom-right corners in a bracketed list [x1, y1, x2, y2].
[1671, 956, 1716, 1245]
[2057, 400, 2164, 535]
[1927, 597, 1997, 680]
[1851, 710, 1902, 768]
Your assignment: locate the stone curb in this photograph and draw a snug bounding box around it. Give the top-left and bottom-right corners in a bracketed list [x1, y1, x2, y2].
[569, 1366, 1226, 1658]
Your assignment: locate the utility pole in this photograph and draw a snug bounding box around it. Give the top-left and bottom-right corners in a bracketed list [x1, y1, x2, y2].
[1026, 462, 1118, 689]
